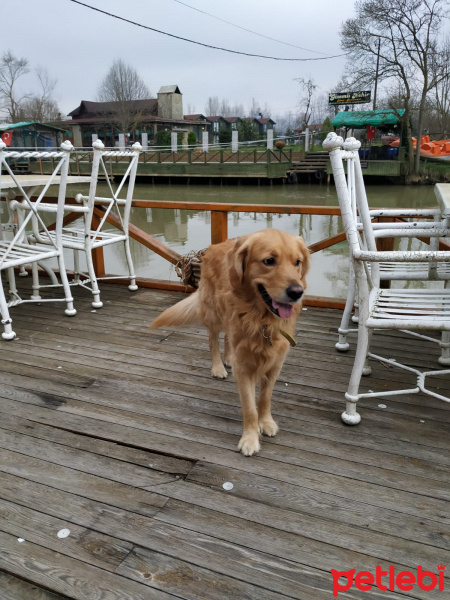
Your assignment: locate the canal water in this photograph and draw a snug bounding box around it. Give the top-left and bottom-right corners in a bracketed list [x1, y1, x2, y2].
[3, 181, 437, 300]
[101, 181, 436, 299]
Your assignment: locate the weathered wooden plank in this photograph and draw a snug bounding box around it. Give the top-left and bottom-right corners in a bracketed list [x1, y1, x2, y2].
[1, 393, 448, 513]
[0, 411, 193, 475]
[148, 481, 446, 573]
[0, 448, 167, 517]
[0, 531, 176, 600]
[0, 427, 180, 488]
[5, 318, 450, 428]
[0, 472, 360, 600]
[0, 396, 446, 524]
[16, 301, 450, 401]
[156, 500, 436, 600]
[0, 379, 448, 482]
[13, 309, 450, 394]
[0, 498, 133, 570]
[0, 470, 424, 600]
[0, 386, 448, 500]
[116, 545, 291, 600]
[186, 461, 449, 550]
[0, 380, 447, 488]
[0, 572, 72, 600]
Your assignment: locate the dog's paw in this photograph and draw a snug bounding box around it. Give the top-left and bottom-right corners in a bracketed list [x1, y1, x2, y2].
[211, 364, 228, 379]
[259, 417, 279, 437]
[223, 358, 232, 369]
[238, 432, 261, 456]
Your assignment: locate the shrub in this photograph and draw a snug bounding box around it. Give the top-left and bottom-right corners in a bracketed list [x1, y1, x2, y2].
[219, 129, 232, 144]
[275, 141, 286, 149]
[187, 131, 197, 146]
[155, 130, 183, 148]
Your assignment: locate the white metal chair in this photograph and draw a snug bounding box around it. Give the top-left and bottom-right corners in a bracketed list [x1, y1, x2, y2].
[323, 133, 450, 424]
[23, 140, 141, 308]
[332, 139, 450, 365]
[0, 140, 76, 340]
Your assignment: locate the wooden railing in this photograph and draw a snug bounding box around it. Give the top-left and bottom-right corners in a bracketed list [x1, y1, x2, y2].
[21, 149, 296, 178]
[37, 198, 347, 308]
[35, 198, 450, 309]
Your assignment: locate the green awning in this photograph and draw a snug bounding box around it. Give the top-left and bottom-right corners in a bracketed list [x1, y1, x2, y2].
[331, 109, 405, 128]
[0, 121, 69, 134]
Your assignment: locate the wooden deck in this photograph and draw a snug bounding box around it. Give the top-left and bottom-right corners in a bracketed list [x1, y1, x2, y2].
[0, 284, 448, 600]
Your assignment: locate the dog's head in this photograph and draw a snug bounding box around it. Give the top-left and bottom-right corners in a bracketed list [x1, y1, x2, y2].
[229, 229, 310, 319]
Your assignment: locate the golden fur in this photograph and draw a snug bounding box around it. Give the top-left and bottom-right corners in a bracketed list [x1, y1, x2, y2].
[150, 229, 310, 456]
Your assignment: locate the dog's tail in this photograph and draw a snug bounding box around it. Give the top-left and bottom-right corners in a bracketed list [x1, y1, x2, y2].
[150, 291, 201, 330]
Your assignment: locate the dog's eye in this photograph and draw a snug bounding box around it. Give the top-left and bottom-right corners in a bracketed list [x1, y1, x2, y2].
[295, 259, 302, 266]
[263, 257, 276, 266]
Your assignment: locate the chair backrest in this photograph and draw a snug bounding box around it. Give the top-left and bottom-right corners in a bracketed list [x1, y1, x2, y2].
[323, 133, 450, 285]
[0, 140, 73, 268]
[77, 140, 141, 242]
[322, 133, 372, 260]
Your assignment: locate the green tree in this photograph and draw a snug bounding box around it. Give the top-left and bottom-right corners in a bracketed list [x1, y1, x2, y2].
[238, 120, 257, 142]
[218, 128, 232, 144]
[187, 131, 197, 146]
[321, 116, 333, 135]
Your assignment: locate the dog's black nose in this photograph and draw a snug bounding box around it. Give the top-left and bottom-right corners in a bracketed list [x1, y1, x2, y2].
[286, 285, 304, 301]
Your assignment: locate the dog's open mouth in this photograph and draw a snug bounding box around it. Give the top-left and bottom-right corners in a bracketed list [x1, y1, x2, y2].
[258, 284, 295, 319]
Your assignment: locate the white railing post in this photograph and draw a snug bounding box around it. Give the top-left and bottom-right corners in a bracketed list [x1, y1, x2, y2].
[141, 133, 148, 150]
[267, 129, 273, 150]
[202, 131, 209, 152]
[232, 130, 238, 152]
[171, 132, 178, 153]
[118, 133, 125, 150]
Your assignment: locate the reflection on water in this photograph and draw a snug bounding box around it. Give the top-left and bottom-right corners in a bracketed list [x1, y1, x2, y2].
[2, 181, 438, 299]
[109, 181, 436, 299]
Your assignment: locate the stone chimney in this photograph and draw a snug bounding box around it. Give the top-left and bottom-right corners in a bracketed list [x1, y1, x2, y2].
[157, 85, 183, 120]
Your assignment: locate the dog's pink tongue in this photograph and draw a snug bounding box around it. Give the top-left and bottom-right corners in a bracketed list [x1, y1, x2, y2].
[272, 301, 294, 319]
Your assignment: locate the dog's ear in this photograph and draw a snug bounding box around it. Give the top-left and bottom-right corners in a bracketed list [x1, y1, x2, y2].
[298, 237, 310, 283]
[229, 235, 251, 290]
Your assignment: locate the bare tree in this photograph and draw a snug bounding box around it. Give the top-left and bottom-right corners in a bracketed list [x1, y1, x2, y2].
[97, 59, 152, 133]
[295, 76, 318, 128]
[341, 0, 449, 175]
[204, 96, 220, 115]
[0, 50, 30, 122]
[20, 68, 61, 122]
[186, 103, 197, 115]
[248, 98, 272, 118]
[430, 35, 450, 136]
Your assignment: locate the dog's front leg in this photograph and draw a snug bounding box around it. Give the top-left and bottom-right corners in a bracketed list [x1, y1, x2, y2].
[234, 370, 260, 456]
[208, 329, 228, 379]
[223, 334, 233, 368]
[258, 363, 283, 437]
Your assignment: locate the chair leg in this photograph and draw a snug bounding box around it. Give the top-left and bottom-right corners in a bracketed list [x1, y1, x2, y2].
[73, 247, 81, 284]
[439, 281, 450, 365]
[31, 262, 42, 300]
[342, 313, 370, 426]
[85, 248, 103, 308]
[123, 238, 138, 291]
[0, 275, 16, 340]
[56, 254, 76, 316]
[438, 331, 450, 366]
[7, 267, 17, 302]
[336, 264, 356, 352]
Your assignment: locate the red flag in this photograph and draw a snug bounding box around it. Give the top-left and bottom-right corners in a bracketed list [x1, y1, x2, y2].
[1, 131, 12, 146]
[366, 125, 376, 140]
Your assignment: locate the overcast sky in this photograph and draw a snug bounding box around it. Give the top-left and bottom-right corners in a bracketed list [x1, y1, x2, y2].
[4, 0, 367, 121]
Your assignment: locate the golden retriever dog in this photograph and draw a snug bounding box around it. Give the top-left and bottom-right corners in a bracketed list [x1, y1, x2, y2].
[150, 229, 310, 456]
